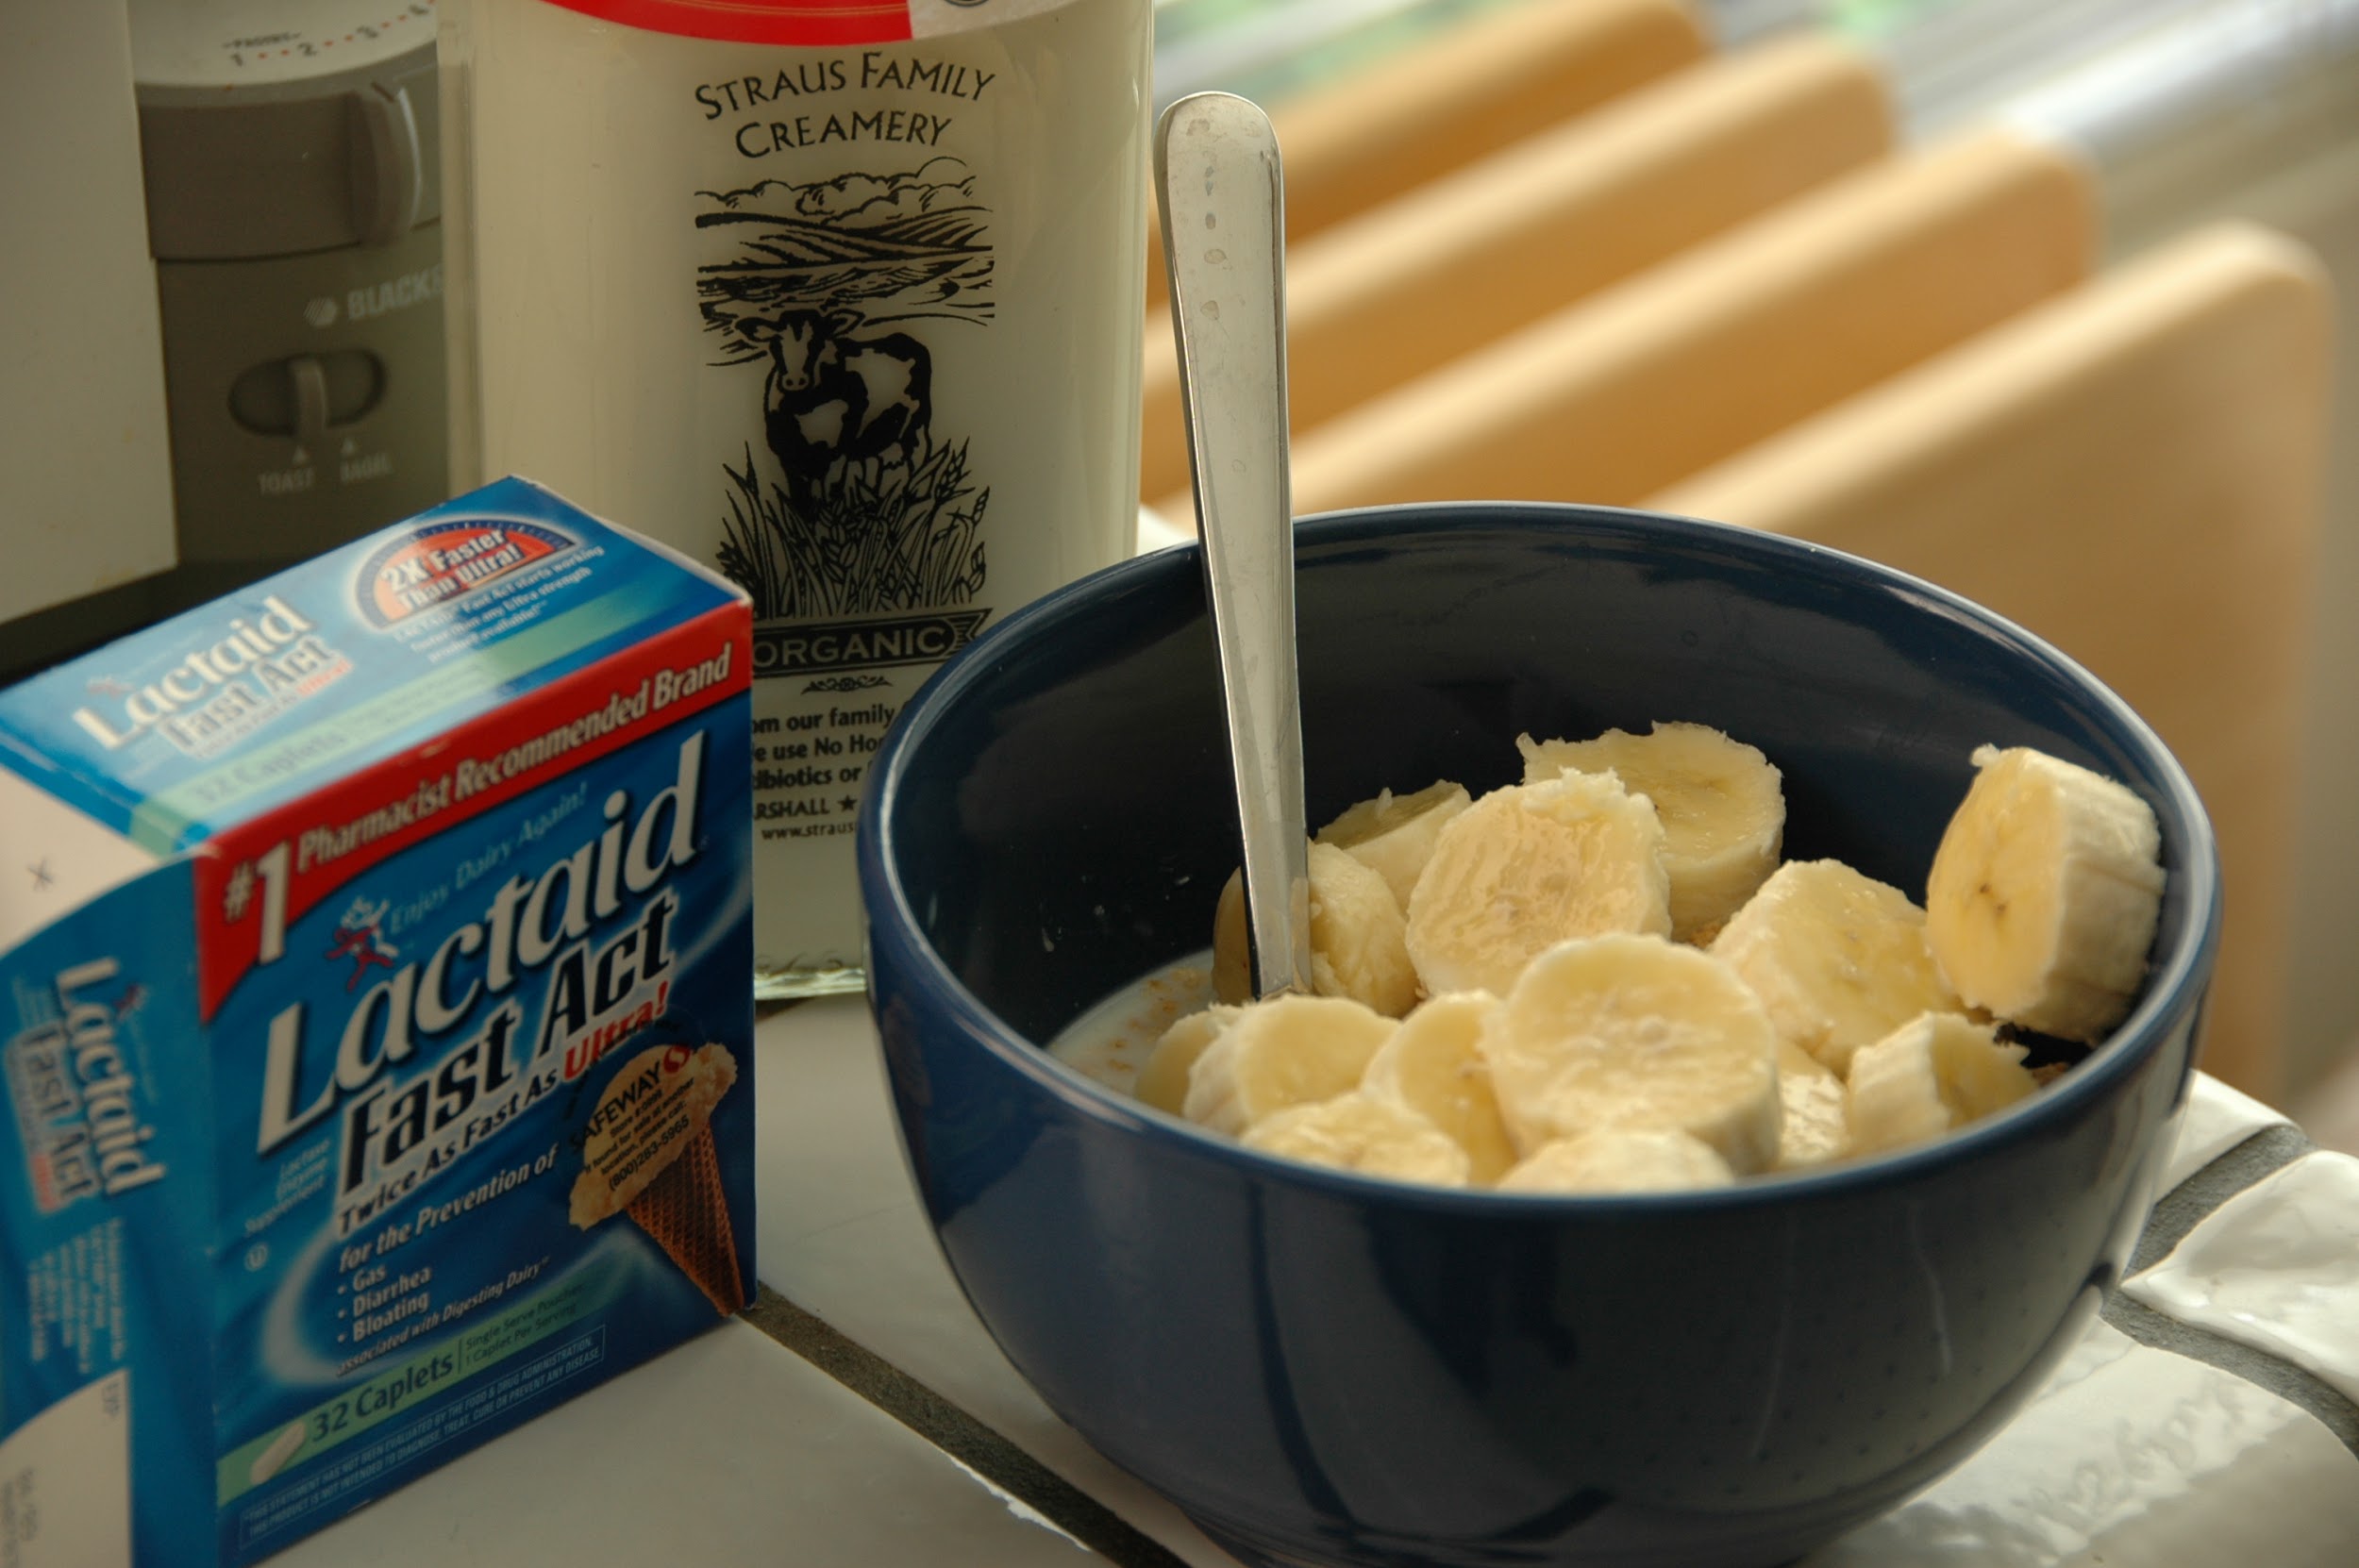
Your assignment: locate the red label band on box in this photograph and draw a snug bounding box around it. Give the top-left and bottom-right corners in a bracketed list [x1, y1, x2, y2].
[539, 0, 915, 46]
[191, 611, 750, 1020]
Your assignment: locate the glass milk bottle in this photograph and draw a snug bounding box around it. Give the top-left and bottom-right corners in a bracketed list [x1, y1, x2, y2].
[441, 0, 1151, 996]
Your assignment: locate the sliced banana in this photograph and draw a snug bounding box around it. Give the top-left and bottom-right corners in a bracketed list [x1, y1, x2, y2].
[1710, 859, 1961, 1077]
[1518, 723, 1784, 941]
[1497, 1128, 1735, 1193]
[1772, 1039, 1851, 1170]
[1212, 870, 1251, 1005]
[1307, 842, 1422, 1017]
[1209, 844, 1421, 1016]
[1136, 1006, 1241, 1117]
[1173, 730, 2139, 1190]
[1845, 1010, 2038, 1156]
[1182, 993, 1397, 1137]
[1404, 773, 1670, 998]
[1923, 744, 2166, 1043]
[1481, 934, 1781, 1174]
[1361, 992, 1518, 1184]
[1241, 1092, 1473, 1186]
[1317, 781, 1473, 913]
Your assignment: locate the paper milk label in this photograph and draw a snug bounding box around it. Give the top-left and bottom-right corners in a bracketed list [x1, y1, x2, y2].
[0, 477, 755, 1567]
[443, 0, 1151, 992]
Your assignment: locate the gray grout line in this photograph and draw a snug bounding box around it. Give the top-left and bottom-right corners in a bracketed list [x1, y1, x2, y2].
[2127, 1123, 2317, 1277]
[2101, 1122, 2359, 1461]
[741, 1286, 1196, 1568]
[2100, 1291, 2359, 1460]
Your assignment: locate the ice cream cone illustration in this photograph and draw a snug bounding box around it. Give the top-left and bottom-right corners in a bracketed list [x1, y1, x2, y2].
[569, 1043, 747, 1315]
[626, 1118, 742, 1314]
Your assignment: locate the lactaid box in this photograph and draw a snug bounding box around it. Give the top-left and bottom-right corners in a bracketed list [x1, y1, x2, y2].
[0, 477, 754, 1564]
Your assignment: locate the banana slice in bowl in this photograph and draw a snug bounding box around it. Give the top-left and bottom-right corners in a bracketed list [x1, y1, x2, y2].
[1924, 744, 2167, 1044]
[1497, 1128, 1737, 1194]
[1518, 722, 1784, 941]
[1482, 933, 1782, 1175]
[1772, 1039, 1853, 1171]
[1211, 842, 1422, 1017]
[1710, 859, 1962, 1076]
[1845, 1010, 2040, 1157]
[1180, 993, 1397, 1137]
[1403, 772, 1670, 998]
[1315, 780, 1471, 913]
[1360, 991, 1517, 1184]
[1240, 1092, 1474, 1187]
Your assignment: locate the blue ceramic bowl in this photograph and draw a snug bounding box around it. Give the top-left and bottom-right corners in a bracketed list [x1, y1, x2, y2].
[857, 505, 2218, 1568]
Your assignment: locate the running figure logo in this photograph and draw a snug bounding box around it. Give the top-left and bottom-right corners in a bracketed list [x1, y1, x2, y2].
[326, 897, 399, 991]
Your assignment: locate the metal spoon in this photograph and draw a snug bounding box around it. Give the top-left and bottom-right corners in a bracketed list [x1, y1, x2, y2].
[1154, 92, 1315, 1001]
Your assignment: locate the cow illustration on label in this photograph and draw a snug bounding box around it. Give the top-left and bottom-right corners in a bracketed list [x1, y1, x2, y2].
[744, 308, 933, 507]
[696, 158, 993, 632]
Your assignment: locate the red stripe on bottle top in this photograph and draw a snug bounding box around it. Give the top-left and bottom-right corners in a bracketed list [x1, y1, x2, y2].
[537, 0, 915, 47]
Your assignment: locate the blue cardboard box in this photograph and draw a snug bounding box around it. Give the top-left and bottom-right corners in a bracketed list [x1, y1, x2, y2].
[0, 478, 754, 1564]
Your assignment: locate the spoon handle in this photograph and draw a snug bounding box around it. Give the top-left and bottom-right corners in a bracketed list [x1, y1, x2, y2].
[1155, 93, 1315, 1000]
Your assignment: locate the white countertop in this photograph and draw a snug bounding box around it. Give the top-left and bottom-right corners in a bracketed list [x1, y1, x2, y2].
[280, 995, 2359, 1567]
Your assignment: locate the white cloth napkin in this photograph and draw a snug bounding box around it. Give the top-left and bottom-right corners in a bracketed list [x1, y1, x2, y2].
[1809, 1076, 2359, 1564]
